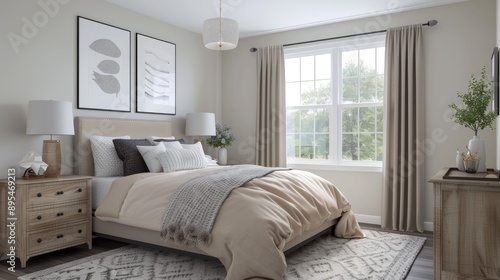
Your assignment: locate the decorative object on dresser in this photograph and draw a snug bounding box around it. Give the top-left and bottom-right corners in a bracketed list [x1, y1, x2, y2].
[202, 0, 239, 50]
[136, 33, 176, 115]
[77, 16, 131, 112]
[430, 168, 500, 279]
[206, 123, 235, 166]
[26, 100, 75, 178]
[0, 176, 92, 268]
[449, 66, 496, 173]
[185, 112, 216, 143]
[18, 152, 48, 179]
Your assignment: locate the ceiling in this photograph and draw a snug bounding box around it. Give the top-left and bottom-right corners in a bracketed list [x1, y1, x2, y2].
[104, 0, 467, 38]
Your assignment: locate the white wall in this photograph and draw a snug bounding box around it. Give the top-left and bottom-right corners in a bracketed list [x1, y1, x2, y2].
[222, 0, 497, 229]
[0, 0, 219, 176]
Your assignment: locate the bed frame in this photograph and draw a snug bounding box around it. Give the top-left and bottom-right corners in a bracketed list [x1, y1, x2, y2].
[74, 116, 336, 258]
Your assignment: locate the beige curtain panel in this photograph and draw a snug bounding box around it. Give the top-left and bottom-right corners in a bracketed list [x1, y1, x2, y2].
[256, 45, 286, 167]
[382, 24, 425, 232]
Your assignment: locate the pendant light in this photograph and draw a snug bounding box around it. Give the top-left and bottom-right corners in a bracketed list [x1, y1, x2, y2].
[202, 0, 239, 50]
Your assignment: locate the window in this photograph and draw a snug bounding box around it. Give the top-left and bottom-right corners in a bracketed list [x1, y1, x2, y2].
[285, 34, 385, 166]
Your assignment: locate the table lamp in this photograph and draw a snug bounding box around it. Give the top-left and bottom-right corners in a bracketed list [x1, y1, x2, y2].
[26, 100, 74, 177]
[185, 112, 216, 142]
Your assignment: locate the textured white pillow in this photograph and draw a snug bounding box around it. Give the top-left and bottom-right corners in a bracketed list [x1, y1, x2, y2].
[158, 148, 206, 173]
[137, 144, 166, 173]
[90, 135, 130, 177]
[181, 142, 205, 158]
[162, 141, 183, 150]
[147, 136, 175, 145]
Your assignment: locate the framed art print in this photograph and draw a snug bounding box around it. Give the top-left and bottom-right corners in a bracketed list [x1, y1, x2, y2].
[491, 47, 499, 115]
[77, 16, 131, 112]
[136, 33, 176, 115]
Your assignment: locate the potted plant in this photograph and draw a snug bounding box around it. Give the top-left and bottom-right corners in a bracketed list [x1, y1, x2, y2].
[449, 66, 496, 172]
[206, 123, 235, 165]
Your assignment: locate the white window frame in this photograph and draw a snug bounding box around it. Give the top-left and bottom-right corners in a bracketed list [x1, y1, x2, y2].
[284, 33, 386, 170]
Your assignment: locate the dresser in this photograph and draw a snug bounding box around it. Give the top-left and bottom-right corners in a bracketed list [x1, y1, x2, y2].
[0, 175, 92, 268]
[429, 168, 500, 279]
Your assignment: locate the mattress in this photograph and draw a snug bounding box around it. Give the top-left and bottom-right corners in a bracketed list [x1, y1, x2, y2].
[91, 177, 119, 209]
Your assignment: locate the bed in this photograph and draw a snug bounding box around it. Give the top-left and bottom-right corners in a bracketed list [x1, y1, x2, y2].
[74, 116, 363, 279]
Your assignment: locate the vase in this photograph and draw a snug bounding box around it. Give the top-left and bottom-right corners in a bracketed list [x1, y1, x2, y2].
[468, 136, 486, 172]
[463, 159, 479, 173]
[456, 150, 465, 171]
[218, 147, 227, 166]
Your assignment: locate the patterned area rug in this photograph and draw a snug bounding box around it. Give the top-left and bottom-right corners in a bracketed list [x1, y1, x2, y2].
[18, 230, 425, 280]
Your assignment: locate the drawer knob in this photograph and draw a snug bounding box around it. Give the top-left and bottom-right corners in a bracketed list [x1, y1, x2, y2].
[37, 215, 42, 220]
[56, 212, 64, 217]
[57, 234, 64, 238]
[56, 191, 64, 195]
[78, 209, 82, 213]
[78, 229, 82, 234]
[78, 188, 82, 192]
[37, 193, 42, 197]
[37, 238, 42, 243]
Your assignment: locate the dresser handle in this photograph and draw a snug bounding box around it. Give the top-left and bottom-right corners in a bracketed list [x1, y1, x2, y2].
[37, 193, 42, 197]
[37, 215, 42, 220]
[78, 188, 82, 192]
[37, 238, 42, 243]
[78, 229, 82, 234]
[78, 209, 82, 213]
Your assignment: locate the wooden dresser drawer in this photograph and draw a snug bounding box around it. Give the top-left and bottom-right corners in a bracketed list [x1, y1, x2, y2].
[27, 180, 88, 207]
[27, 202, 89, 230]
[28, 222, 88, 255]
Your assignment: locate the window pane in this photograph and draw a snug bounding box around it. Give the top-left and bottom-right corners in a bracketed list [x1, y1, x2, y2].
[316, 54, 331, 80]
[316, 80, 332, 104]
[301, 56, 314, 81]
[376, 106, 383, 133]
[300, 109, 314, 133]
[359, 48, 376, 73]
[342, 133, 358, 161]
[360, 76, 377, 102]
[342, 77, 358, 103]
[315, 108, 329, 133]
[286, 82, 300, 106]
[315, 134, 329, 159]
[286, 109, 300, 133]
[376, 133, 383, 161]
[377, 47, 385, 74]
[359, 133, 375, 161]
[376, 75, 384, 102]
[342, 107, 358, 133]
[342, 50, 358, 77]
[360, 107, 375, 132]
[300, 134, 314, 159]
[286, 134, 299, 158]
[285, 57, 300, 82]
[300, 81, 315, 105]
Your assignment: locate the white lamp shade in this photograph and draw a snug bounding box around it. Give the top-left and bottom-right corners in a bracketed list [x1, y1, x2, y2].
[26, 100, 75, 135]
[186, 112, 216, 136]
[203, 17, 239, 50]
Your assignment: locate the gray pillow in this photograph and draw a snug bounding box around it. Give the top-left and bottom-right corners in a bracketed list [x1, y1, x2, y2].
[113, 139, 152, 176]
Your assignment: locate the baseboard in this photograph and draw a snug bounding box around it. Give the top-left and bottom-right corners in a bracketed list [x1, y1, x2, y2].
[355, 214, 434, 232]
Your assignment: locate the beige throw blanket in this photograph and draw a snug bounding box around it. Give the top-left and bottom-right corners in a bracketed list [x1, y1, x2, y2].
[95, 167, 364, 279]
[160, 165, 288, 247]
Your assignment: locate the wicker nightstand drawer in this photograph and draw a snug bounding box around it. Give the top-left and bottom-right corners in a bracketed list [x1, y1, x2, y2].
[27, 180, 88, 207]
[27, 202, 89, 230]
[28, 222, 89, 255]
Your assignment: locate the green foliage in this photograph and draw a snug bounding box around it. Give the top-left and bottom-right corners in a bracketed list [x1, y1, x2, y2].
[449, 67, 496, 136]
[206, 123, 235, 148]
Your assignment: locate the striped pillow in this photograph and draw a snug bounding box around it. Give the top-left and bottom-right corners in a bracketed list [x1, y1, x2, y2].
[158, 148, 206, 173]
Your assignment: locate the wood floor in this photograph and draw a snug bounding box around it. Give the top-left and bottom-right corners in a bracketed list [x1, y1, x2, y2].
[0, 224, 433, 280]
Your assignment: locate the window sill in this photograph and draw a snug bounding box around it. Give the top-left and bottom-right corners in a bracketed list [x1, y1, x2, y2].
[287, 163, 382, 173]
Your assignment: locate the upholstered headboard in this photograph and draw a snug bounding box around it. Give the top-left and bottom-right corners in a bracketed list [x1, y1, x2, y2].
[74, 117, 172, 176]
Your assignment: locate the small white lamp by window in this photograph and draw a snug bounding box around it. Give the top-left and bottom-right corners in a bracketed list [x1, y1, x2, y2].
[26, 100, 74, 177]
[185, 112, 216, 142]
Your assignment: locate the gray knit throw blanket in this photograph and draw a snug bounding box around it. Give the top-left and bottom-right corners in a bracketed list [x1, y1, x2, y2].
[160, 164, 288, 247]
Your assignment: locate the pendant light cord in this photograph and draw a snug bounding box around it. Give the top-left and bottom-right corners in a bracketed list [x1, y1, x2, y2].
[219, 0, 222, 49]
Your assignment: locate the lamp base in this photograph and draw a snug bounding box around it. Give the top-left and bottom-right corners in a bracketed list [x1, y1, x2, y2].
[42, 140, 61, 178]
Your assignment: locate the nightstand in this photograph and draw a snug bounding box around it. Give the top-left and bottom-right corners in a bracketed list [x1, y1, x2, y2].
[0, 175, 92, 268]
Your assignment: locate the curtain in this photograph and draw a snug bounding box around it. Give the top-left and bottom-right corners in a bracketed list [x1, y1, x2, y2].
[382, 24, 425, 232]
[256, 45, 286, 167]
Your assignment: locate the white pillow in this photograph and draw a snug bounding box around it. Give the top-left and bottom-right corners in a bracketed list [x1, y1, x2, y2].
[158, 148, 206, 173]
[162, 141, 183, 150]
[181, 142, 205, 158]
[137, 144, 166, 173]
[147, 136, 175, 145]
[90, 135, 130, 177]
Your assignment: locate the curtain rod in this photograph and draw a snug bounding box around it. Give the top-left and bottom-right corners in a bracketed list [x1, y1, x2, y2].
[249, 20, 437, 52]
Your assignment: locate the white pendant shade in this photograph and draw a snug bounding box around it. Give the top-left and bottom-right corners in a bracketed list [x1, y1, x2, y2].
[203, 17, 239, 50]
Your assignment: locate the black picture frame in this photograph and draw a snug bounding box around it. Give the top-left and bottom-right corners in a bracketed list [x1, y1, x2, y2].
[77, 16, 131, 112]
[136, 33, 176, 115]
[491, 47, 499, 115]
